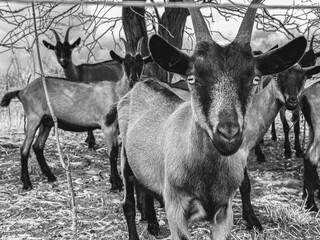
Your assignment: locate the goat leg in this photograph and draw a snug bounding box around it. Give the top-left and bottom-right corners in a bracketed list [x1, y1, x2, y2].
[271, 121, 277, 141]
[109, 143, 123, 191]
[85, 131, 96, 149]
[32, 124, 56, 182]
[145, 193, 160, 236]
[122, 148, 139, 240]
[239, 168, 263, 231]
[303, 157, 319, 212]
[254, 143, 266, 163]
[280, 111, 292, 158]
[134, 181, 147, 221]
[294, 121, 303, 157]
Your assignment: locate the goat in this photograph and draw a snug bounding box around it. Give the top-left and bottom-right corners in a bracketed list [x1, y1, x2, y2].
[116, 53, 317, 233]
[299, 81, 320, 211]
[0, 38, 152, 191]
[113, 0, 307, 238]
[279, 36, 320, 159]
[257, 35, 320, 161]
[240, 64, 320, 230]
[43, 27, 124, 148]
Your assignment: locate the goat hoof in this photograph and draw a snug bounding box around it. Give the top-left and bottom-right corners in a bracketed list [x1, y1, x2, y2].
[306, 203, 319, 212]
[147, 222, 160, 236]
[295, 151, 303, 158]
[284, 151, 292, 159]
[48, 175, 57, 182]
[110, 178, 123, 192]
[88, 142, 96, 149]
[257, 156, 266, 163]
[272, 136, 277, 142]
[22, 184, 33, 191]
[244, 216, 263, 232]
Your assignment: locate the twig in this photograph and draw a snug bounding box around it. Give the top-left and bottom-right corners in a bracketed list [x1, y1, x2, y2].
[31, 2, 78, 239]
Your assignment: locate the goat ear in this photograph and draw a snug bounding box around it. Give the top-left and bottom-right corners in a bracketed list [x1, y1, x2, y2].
[255, 36, 307, 76]
[43, 40, 55, 50]
[110, 50, 124, 64]
[143, 56, 153, 64]
[149, 34, 190, 75]
[304, 65, 320, 77]
[70, 38, 81, 49]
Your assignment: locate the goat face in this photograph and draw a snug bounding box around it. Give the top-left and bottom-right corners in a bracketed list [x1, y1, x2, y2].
[53, 40, 80, 68]
[110, 51, 153, 88]
[277, 65, 320, 111]
[124, 54, 144, 87]
[150, 34, 307, 156]
[187, 41, 255, 154]
[277, 66, 306, 110]
[42, 27, 81, 69]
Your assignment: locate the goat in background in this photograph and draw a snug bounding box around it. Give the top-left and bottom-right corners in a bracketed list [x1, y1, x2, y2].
[0, 38, 152, 191]
[257, 35, 320, 161]
[43, 27, 124, 148]
[240, 63, 320, 230]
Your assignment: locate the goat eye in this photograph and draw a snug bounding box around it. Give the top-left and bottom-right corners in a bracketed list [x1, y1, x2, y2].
[187, 75, 196, 84]
[273, 75, 278, 81]
[252, 76, 260, 85]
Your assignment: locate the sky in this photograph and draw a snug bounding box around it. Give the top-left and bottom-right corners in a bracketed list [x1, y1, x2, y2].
[0, 0, 317, 74]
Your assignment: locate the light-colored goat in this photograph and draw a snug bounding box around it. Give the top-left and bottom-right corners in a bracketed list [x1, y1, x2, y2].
[0, 38, 152, 190]
[115, 0, 307, 239]
[43, 27, 124, 148]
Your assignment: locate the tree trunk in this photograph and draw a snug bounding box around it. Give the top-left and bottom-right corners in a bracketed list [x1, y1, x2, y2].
[159, 3, 189, 82]
[122, 0, 189, 83]
[122, 0, 149, 56]
[159, 2, 189, 50]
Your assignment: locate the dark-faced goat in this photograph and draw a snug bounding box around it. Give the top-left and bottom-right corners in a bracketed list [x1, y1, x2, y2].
[43, 27, 124, 148]
[113, 0, 307, 238]
[240, 64, 320, 230]
[0, 38, 152, 191]
[258, 35, 320, 161]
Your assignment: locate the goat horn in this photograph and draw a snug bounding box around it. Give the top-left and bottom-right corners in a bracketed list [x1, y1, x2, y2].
[183, 0, 213, 43]
[234, 0, 261, 45]
[50, 29, 61, 42]
[64, 26, 72, 43]
[120, 37, 129, 52]
[136, 37, 144, 55]
[309, 35, 315, 51]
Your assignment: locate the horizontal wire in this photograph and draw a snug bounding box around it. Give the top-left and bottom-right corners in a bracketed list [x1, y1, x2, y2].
[2, 0, 320, 10]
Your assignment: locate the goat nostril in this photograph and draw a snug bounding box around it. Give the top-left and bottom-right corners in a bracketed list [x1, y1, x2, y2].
[288, 98, 298, 104]
[217, 122, 240, 141]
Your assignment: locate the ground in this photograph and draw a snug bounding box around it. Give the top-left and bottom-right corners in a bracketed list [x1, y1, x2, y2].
[0, 108, 320, 240]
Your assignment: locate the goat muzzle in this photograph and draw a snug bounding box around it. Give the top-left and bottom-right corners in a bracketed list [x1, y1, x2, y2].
[213, 122, 243, 156]
[285, 97, 299, 111]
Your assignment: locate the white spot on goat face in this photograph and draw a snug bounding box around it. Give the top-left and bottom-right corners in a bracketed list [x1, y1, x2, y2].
[210, 76, 244, 134]
[190, 74, 244, 140]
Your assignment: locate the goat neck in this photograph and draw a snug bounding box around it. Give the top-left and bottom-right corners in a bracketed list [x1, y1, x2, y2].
[241, 77, 282, 152]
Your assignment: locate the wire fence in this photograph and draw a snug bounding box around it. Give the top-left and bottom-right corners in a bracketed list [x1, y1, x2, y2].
[3, 0, 320, 10]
